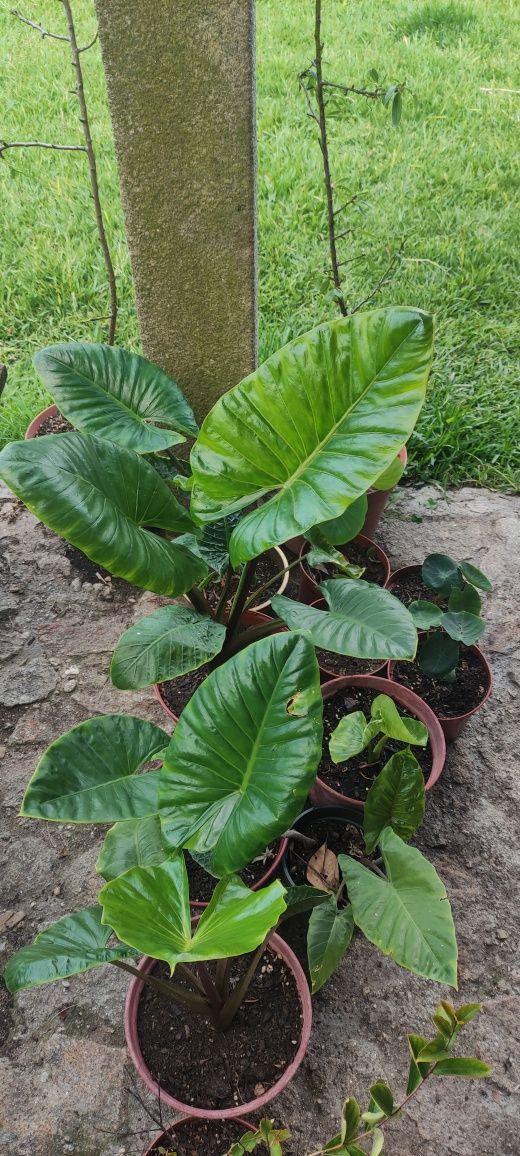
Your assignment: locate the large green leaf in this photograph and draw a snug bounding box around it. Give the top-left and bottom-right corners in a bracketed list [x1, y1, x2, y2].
[272, 579, 417, 662]
[34, 342, 198, 451]
[100, 856, 287, 971]
[190, 309, 433, 564]
[371, 694, 428, 746]
[307, 897, 355, 993]
[4, 906, 137, 992]
[0, 434, 207, 596]
[363, 750, 426, 853]
[312, 495, 368, 546]
[371, 453, 405, 491]
[110, 605, 226, 690]
[160, 633, 323, 876]
[21, 715, 169, 823]
[340, 828, 457, 986]
[96, 815, 167, 881]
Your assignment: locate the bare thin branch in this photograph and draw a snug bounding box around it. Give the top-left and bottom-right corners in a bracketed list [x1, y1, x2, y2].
[351, 246, 403, 313]
[0, 140, 86, 158]
[313, 0, 348, 314]
[10, 8, 68, 41]
[78, 30, 98, 53]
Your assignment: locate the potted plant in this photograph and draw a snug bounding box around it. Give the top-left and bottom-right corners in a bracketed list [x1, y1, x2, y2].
[298, 532, 391, 605]
[143, 1116, 258, 1156]
[224, 1000, 489, 1156]
[311, 676, 446, 808]
[306, 598, 389, 680]
[387, 553, 493, 740]
[1, 308, 433, 720]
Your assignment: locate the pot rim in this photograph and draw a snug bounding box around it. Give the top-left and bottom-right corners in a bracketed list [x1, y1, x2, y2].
[25, 403, 60, 439]
[190, 837, 289, 908]
[312, 673, 447, 809]
[124, 932, 312, 1119]
[388, 641, 493, 725]
[142, 1114, 255, 1156]
[281, 803, 363, 889]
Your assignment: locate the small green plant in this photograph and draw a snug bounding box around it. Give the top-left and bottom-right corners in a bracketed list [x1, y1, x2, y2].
[230, 1001, 490, 1155]
[408, 553, 492, 681]
[329, 693, 428, 768]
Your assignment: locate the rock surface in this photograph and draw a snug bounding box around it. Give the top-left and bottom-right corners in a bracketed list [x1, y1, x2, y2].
[0, 485, 519, 1155]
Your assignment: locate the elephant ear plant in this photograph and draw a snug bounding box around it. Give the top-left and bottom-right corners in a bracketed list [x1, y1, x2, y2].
[0, 307, 433, 692]
[408, 553, 492, 681]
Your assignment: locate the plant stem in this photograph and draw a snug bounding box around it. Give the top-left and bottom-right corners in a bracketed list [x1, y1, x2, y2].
[241, 554, 302, 613]
[225, 558, 259, 638]
[185, 586, 215, 618]
[111, 960, 209, 1016]
[217, 940, 268, 1032]
[196, 962, 224, 1012]
[223, 617, 283, 659]
[313, 0, 348, 315]
[215, 566, 235, 623]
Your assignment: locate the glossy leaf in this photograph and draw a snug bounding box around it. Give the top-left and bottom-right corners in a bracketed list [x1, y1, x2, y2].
[279, 885, 330, 920]
[0, 434, 207, 597]
[307, 898, 355, 992]
[340, 828, 458, 986]
[273, 578, 417, 662]
[159, 634, 323, 876]
[110, 604, 226, 689]
[313, 495, 368, 545]
[459, 561, 492, 592]
[455, 1002, 482, 1025]
[306, 541, 364, 578]
[196, 514, 241, 575]
[433, 1058, 491, 1078]
[448, 585, 481, 615]
[422, 553, 463, 593]
[190, 309, 433, 564]
[363, 749, 426, 853]
[441, 611, 485, 645]
[96, 815, 167, 881]
[329, 711, 367, 763]
[34, 342, 198, 451]
[369, 1081, 394, 1116]
[100, 857, 287, 971]
[406, 1033, 431, 1094]
[408, 600, 444, 629]
[4, 906, 137, 992]
[371, 454, 405, 491]
[371, 694, 428, 746]
[342, 1098, 361, 1143]
[21, 715, 169, 823]
[418, 633, 459, 678]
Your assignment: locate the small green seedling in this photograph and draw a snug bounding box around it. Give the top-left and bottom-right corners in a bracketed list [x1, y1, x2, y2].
[408, 553, 492, 681]
[228, 1001, 490, 1155]
[329, 693, 428, 767]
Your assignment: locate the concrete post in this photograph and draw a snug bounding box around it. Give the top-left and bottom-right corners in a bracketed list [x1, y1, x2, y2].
[94, 0, 257, 421]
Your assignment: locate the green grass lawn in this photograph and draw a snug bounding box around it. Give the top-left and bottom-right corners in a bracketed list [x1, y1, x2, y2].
[1, 0, 519, 488]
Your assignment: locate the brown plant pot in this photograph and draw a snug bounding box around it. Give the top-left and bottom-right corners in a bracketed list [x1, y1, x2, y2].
[361, 446, 408, 539]
[388, 644, 493, 742]
[25, 404, 60, 439]
[310, 673, 446, 809]
[309, 598, 388, 682]
[125, 935, 312, 1120]
[298, 533, 391, 605]
[386, 563, 431, 604]
[142, 1115, 255, 1155]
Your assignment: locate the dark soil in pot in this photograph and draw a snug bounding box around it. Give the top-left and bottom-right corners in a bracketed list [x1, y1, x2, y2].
[315, 649, 385, 678]
[136, 951, 302, 1110]
[388, 570, 448, 608]
[148, 1118, 254, 1156]
[34, 411, 72, 435]
[159, 665, 210, 718]
[284, 811, 367, 889]
[318, 686, 432, 801]
[201, 550, 286, 615]
[306, 540, 387, 586]
[186, 842, 280, 904]
[392, 645, 488, 717]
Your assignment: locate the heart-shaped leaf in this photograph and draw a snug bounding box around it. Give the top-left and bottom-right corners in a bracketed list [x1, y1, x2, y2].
[21, 715, 169, 823]
[0, 434, 207, 596]
[418, 633, 459, 678]
[441, 611, 485, 646]
[329, 712, 368, 764]
[96, 815, 167, 881]
[100, 856, 287, 971]
[191, 308, 433, 564]
[422, 554, 463, 593]
[371, 694, 428, 746]
[160, 633, 323, 876]
[447, 585, 481, 615]
[363, 749, 426, 853]
[4, 906, 137, 992]
[273, 579, 417, 662]
[459, 561, 492, 592]
[34, 342, 198, 451]
[307, 897, 355, 992]
[110, 604, 226, 689]
[340, 828, 458, 986]
[408, 600, 444, 629]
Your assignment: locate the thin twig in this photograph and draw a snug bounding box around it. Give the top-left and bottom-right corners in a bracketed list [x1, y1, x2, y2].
[10, 8, 68, 39]
[313, 0, 348, 314]
[351, 246, 403, 313]
[61, 0, 118, 343]
[78, 30, 98, 53]
[0, 140, 86, 158]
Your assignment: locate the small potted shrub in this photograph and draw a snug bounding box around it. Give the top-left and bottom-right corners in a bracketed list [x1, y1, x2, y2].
[1, 307, 433, 719]
[387, 553, 493, 739]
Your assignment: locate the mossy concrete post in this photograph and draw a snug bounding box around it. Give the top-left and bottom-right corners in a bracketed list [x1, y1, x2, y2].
[94, 1, 257, 421]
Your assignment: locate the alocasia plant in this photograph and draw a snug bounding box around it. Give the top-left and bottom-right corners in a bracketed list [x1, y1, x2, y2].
[0, 307, 433, 694]
[406, 553, 492, 681]
[328, 693, 428, 767]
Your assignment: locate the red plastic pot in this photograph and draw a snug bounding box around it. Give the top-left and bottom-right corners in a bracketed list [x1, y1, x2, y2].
[154, 609, 278, 723]
[298, 534, 391, 605]
[25, 403, 60, 439]
[310, 673, 446, 810]
[361, 446, 408, 540]
[309, 598, 388, 682]
[190, 837, 288, 909]
[388, 644, 493, 743]
[143, 1115, 255, 1156]
[125, 934, 312, 1120]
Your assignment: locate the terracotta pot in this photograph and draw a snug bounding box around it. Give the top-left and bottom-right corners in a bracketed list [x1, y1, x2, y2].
[143, 1115, 255, 1156]
[154, 609, 276, 724]
[125, 934, 312, 1120]
[190, 837, 288, 909]
[281, 804, 364, 888]
[298, 533, 391, 605]
[361, 446, 408, 540]
[25, 404, 60, 439]
[309, 598, 388, 683]
[388, 644, 493, 743]
[310, 673, 446, 810]
[386, 563, 433, 604]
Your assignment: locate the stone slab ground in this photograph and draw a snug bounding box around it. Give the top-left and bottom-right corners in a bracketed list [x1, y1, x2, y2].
[1, 482, 519, 1156]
